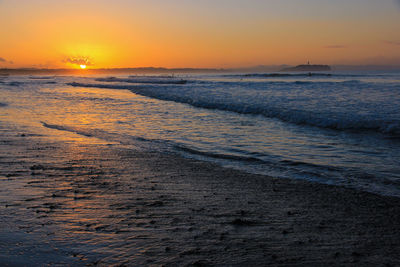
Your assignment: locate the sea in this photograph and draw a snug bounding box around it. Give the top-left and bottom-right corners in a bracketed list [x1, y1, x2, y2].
[1, 71, 400, 197]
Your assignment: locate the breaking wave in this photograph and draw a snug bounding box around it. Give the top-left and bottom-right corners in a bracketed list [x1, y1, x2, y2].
[41, 122, 103, 138]
[95, 76, 187, 84]
[67, 81, 400, 136]
[232, 73, 334, 78]
[223, 73, 371, 78]
[29, 76, 54, 80]
[175, 145, 265, 163]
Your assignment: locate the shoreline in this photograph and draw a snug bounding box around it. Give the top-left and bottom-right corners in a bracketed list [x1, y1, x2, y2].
[1, 122, 400, 266]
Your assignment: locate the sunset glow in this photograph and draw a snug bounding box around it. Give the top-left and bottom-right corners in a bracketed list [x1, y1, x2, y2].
[80, 65, 87, 69]
[0, 0, 399, 68]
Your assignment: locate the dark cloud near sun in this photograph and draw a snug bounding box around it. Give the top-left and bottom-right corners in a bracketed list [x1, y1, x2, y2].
[0, 57, 13, 64]
[63, 56, 94, 66]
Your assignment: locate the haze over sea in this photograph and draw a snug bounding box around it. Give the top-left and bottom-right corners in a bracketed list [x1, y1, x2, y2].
[1, 70, 400, 197]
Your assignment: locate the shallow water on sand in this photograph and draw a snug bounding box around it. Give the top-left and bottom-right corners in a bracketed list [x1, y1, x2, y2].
[1, 123, 400, 266]
[1, 73, 400, 265]
[1, 72, 400, 197]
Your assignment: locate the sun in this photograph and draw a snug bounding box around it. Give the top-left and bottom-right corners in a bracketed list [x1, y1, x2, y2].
[80, 64, 87, 69]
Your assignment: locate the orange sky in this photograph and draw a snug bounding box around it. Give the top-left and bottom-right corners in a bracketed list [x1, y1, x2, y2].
[0, 0, 399, 68]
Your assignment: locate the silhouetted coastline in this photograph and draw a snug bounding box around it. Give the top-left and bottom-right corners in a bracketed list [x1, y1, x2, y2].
[2, 64, 400, 76]
[280, 64, 332, 72]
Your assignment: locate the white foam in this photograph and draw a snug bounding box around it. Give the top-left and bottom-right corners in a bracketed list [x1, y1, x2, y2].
[95, 77, 187, 84]
[67, 79, 400, 135]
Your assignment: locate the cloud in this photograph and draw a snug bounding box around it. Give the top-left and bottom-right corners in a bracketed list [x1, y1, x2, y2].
[394, 0, 400, 9]
[384, 40, 400, 46]
[0, 57, 13, 64]
[324, 45, 347, 49]
[63, 56, 94, 66]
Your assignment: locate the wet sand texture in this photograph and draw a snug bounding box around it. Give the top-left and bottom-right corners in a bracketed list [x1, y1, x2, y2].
[0, 124, 400, 266]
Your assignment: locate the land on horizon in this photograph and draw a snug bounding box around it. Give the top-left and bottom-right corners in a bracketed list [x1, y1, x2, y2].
[1, 64, 400, 75]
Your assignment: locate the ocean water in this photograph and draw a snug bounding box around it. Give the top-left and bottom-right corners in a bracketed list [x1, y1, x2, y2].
[1, 71, 400, 197]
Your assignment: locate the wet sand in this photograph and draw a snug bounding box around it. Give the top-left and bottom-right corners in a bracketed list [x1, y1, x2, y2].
[1, 122, 400, 266]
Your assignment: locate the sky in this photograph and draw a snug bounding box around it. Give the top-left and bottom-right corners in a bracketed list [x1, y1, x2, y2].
[0, 0, 399, 68]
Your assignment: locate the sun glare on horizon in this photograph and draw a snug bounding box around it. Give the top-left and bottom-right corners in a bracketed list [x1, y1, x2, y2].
[80, 64, 87, 69]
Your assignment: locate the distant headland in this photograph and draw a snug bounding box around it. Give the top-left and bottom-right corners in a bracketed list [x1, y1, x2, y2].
[280, 63, 331, 72]
[2, 64, 400, 76]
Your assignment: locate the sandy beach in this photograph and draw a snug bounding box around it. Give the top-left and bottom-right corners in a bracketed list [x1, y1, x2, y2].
[1, 122, 399, 266]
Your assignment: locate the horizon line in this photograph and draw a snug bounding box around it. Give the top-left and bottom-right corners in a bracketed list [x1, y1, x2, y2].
[2, 64, 400, 70]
